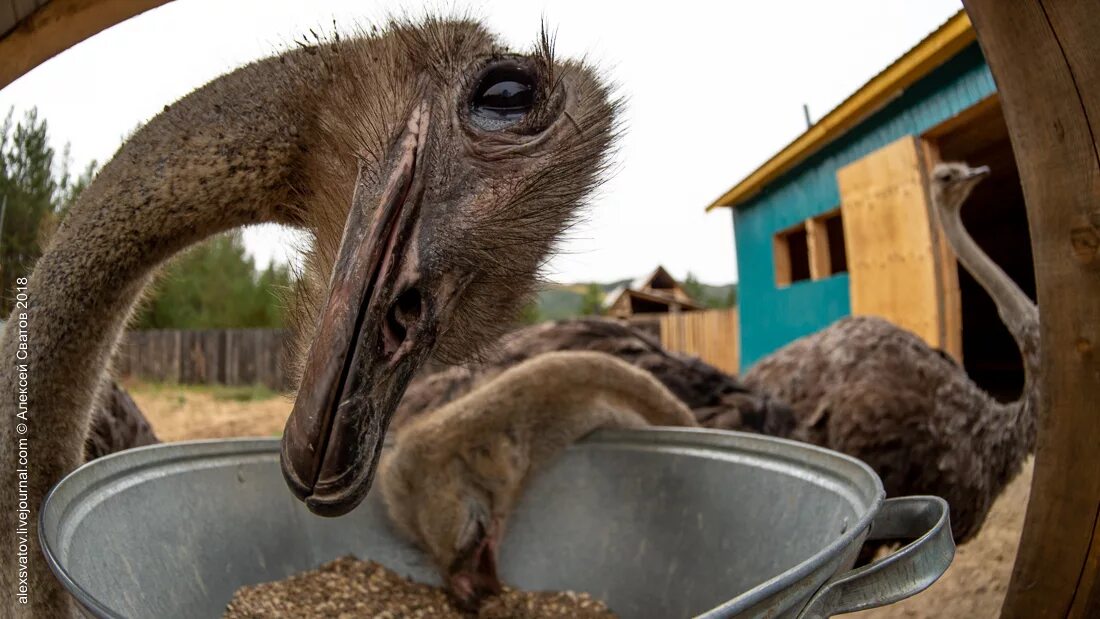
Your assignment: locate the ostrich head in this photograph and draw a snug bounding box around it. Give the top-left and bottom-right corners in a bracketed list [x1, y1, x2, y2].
[380, 431, 528, 610]
[280, 20, 619, 517]
[930, 162, 990, 211]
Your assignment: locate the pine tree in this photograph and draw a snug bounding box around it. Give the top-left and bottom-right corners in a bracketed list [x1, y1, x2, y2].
[682, 272, 706, 306]
[0, 108, 94, 317]
[579, 283, 605, 316]
[133, 232, 291, 329]
[0, 106, 290, 328]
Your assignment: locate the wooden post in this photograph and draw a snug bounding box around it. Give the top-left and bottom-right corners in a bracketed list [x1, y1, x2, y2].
[0, 0, 171, 89]
[773, 231, 793, 287]
[806, 215, 832, 281]
[961, 2, 1100, 617]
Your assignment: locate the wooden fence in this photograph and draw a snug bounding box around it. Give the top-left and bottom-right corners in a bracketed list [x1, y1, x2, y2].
[117, 311, 739, 389]
[658, 308, 740, 374]
[116, 329, 291, 390]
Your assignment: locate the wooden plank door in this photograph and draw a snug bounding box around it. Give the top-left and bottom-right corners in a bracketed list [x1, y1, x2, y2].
[838, 135, 954, 351]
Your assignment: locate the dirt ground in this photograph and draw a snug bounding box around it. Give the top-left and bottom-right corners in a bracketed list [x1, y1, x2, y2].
[128, 381, 292, 442]
[130, 382, 1031, 618]
[851, 458, 1032, 619]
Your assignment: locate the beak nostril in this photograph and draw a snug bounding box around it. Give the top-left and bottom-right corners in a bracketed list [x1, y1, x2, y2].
[384, 287, 423, 353]
[396, 286, 423, 323]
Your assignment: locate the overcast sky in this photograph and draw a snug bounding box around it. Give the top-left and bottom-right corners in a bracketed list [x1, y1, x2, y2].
[0, 0, 962, 285]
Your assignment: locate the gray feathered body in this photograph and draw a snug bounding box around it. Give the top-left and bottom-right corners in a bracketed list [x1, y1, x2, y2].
[394, 318, 793, 436]
[743, 315, 1035, 542]
[85, 382, 159, 461]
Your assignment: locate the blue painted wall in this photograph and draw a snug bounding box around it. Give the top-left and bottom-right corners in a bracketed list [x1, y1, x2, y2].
[734, 42, 996, 371]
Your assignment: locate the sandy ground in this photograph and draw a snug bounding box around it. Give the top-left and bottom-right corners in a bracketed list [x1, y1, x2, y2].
[851, 458, 1032, 619]
[128, 382, 292, 442]
[130, 382, 1031, 618]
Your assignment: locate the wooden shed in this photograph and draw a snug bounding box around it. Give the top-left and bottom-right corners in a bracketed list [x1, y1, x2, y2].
[604, 265, 702, 318]
[709, 11, 1032, 401]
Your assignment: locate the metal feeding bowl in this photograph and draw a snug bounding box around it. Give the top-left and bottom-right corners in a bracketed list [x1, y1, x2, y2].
[41, 429, 953, 618]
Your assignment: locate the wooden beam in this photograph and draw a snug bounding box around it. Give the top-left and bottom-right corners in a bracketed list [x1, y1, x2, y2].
[806, 215, 832, 281]
[0, 0, 171, 90]
[772, 228, 793, 287]
[961, 2, 1100, 617]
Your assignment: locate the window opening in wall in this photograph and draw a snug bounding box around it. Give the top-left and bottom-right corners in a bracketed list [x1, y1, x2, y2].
[773, 224, 811, 287]
[807, 209, 848, 278]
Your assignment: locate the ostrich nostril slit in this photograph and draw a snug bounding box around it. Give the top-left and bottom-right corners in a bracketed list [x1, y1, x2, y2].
[385, 287, 423, 351]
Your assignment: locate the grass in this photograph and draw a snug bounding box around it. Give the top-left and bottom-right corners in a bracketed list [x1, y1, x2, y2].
[126, 381, 281, 402]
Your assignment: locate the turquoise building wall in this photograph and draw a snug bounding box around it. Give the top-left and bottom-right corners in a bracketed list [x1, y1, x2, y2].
[734, 42, 996, 372]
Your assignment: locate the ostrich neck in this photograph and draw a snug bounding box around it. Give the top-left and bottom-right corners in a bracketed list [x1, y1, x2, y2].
[938, 203, 1040, 384]
[937, 198, 1040, 459]
[0, 54, 319, 616]
[985, 396, 1037, 490]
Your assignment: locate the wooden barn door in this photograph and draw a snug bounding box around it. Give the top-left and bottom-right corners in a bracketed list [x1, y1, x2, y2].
[838, 135, 957, 353]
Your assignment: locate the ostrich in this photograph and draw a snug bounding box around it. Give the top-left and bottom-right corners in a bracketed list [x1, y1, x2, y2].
[380, 350, 698, 609]
[743, 162, 1039, 543]
[85, 380, 159, 461]
[0, 18, 617, 617]
[393, 317, 794, 436]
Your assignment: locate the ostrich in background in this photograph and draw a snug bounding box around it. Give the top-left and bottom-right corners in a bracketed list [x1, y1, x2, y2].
[393, 317, 794, 436]
[744, 162, 1039, 543]
[0, 18, 618, 617]
[84, 381, 159, 461]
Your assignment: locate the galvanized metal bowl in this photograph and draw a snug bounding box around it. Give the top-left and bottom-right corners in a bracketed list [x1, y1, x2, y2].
[41, 429, 953, 618]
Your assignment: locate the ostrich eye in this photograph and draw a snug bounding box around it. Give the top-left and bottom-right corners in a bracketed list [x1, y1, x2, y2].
[470, 63, 536, 130]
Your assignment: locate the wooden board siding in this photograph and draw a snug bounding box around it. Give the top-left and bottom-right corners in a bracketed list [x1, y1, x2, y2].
[659, 309, 739, 374]
[734, 42, 995, 371]
[838, 135, 944, 347]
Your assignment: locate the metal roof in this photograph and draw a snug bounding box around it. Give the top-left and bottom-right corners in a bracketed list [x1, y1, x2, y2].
[706, 10, 975, 211]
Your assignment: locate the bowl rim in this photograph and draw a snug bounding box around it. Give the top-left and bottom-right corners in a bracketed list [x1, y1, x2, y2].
[40, 428, 885, 618]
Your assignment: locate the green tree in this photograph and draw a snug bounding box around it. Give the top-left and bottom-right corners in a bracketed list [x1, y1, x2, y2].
[0, 107, 95, 317]
[516, 299, 541, 325]
[579, 283, 604, 316]
[725, 284, 738, 308]
[682, 271, 738, 309]
[134, 232, 291, 329]
[0, 106, 288, 329]
[682, 272, 706, 306]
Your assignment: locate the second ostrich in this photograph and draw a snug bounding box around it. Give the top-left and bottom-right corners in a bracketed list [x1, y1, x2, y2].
[743, 162, 1039, 542]
[393, 317, 793, 435]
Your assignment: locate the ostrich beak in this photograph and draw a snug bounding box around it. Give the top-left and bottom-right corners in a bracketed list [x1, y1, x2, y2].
[281, 103, 457, 517]
[448, 522, 503, 610]
[968, 165, 991, 179]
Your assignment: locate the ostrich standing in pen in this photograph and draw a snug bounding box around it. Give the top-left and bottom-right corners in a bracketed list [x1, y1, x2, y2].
[0, 18, 618, 617]
[393, 317, 795, 435]
[744, 162, 1039, 543]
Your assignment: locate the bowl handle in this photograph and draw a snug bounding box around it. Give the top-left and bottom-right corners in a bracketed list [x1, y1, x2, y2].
[797, 496, 955, 618]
